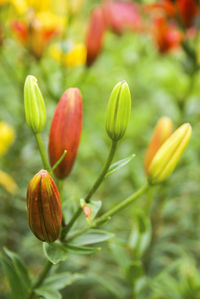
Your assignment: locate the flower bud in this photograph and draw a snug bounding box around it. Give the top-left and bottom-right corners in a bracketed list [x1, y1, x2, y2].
[27, 170, 62, 242]
[86, 7, 105, 67]
[106, 81, 131, 141]
[48, 88, 82, 179]
[147, 123, 192, 184]
[145, 116, 173, 173]
[24, 75, 46, 133]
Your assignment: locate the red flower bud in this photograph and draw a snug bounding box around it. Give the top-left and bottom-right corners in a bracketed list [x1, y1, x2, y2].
[48, 88, 82, 179]
[86, 7, 106, 67]
[27, 170, 62, 242]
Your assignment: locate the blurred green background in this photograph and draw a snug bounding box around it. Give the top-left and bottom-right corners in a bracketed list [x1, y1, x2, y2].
[1, 0, 200, 298]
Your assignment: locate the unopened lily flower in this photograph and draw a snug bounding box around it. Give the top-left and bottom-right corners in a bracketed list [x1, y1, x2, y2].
[145, 116, 173, 173]
[24, 75, 46, 134]
[27, 170, 62, 242]
[106, 81, 132, 141]
[147, 123, 192, 184]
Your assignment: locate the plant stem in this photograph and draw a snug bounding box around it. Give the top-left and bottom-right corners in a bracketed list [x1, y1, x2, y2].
[65, 182, 149, 243]
[144, 187, 155, 216]
[60, 140, 118, 239]
[28, 261, 53, 299]
[34, 133, 50, 171]
[85, 140, 118, 203]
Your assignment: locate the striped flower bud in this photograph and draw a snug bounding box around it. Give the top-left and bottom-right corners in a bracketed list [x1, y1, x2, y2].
[48, 88, 82, 179]
[86, 7, 105, 67]
[24, 75, 46, 133]
[147, 123, 192, 185]
[145, 116, 173, 173]
[106, 81, 131, 141]
[27, 170, 62, 242]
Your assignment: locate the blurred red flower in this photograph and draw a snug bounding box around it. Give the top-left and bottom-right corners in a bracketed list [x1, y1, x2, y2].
[86, 7, 106, 67]
[103, 0, 142, 35]
[153, 16, 183, 53]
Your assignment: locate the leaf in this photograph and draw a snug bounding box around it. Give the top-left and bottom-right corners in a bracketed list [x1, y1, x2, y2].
[80, 199, 102, 225]
[69, 229, 114, 246]
[106, 154, 136, 177]
[35, 288, 61, 299]
[64, 244, 101, 255]
[128, 210, 152, 258]
[0, 248, 31, 299]
[88, 273, 127, 299]
[109, 241, 131, 273]
[42, 272, 83, 290]
[43, 243, 68, 265]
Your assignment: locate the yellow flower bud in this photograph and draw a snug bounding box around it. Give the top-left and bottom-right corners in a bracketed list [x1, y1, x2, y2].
[24, 75, 46, 134]
[145, 117, 173, 173]
[106, 81, 131, 141]
[147, 123, 192, 184]
[0, 122, 15, 156]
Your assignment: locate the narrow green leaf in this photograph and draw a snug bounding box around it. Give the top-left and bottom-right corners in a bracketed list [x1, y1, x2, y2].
[128, 211, 152, 258]
[69, 229, 114, 246]
[64, 244, 101, 255]
[43, 243, 68, 265]
[89, 273, 127, 299]
[1, 248, 31, 299]
[109, 241, 131, 272]
[106, 154, 136, 177]
[42, 272, 83, 290]
[4, 248, 31, 288]
[35, 288, 61, 299]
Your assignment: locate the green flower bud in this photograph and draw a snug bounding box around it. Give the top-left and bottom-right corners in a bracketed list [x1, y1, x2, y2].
[147, 123, 192, 184]
[106, 81, 131, 141]
[24, 75, 46, 133]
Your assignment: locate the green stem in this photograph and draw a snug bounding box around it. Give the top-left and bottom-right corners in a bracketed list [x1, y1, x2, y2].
[28, 261, 52, 299]
[85, 140, 118, 203]
[65, 182, 149, 243]
[60, 140, 118, 240]
[34, 133, 50, 171]
[144, 187, 155, 216]
[51, 150, 67, 172]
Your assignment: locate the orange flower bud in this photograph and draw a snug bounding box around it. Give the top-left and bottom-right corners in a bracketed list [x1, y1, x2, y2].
[48, 88, 82, 179]
[27, 170, 62, 242]
[86, 7, 105, 67]
[145, 117, 173, 173]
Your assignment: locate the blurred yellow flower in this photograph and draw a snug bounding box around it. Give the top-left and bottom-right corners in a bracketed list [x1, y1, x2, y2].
[52, 0, 85, 16]
[11, 0, 27, 13]
[0, 170, 18, 194]
[0, 122, 15, 156]
[36, 11, 65, 32]
[50, 40, 86, 67]
[0, 0, 10, 6]
[11, 0, 50, 14]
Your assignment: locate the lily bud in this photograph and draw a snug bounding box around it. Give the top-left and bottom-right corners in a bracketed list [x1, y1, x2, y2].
[48, 88, 82, 179]
[27, 170, 62, 242]
[86, 7, 105, 67]
[145, 116, 173, 173]
[106, 81, 131, 141]
[147, 123, 192, 184]
[24, 75, 46, 133]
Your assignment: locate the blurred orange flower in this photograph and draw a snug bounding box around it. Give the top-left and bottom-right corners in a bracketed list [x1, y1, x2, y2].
[153, 16, 183, 53]
[11, 11, 64, 58]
